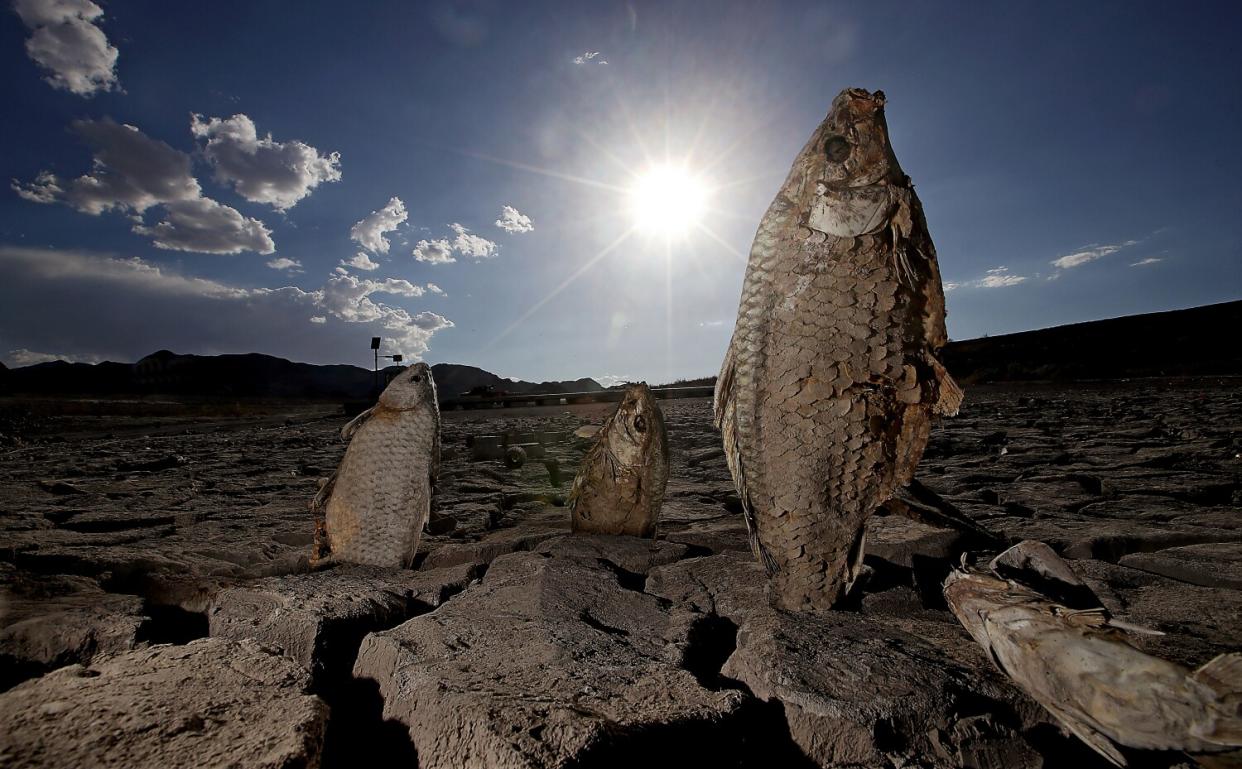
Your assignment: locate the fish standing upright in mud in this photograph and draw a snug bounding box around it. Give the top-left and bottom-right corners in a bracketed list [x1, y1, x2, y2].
[715, 88, 961, 611]
[311, 362, 440, 568]
[569, 383, 668, 538]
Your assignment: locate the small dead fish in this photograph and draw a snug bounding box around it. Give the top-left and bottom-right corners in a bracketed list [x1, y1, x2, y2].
[945, 548, 1242, 767]
[715, 87, 961, 611]
[311, 362, 440, 568]
[568, 383, 668, 537]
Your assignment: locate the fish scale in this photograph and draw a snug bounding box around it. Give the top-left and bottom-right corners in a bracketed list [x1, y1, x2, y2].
[716, 88, 960, 611]
[315, 362, 440, 569]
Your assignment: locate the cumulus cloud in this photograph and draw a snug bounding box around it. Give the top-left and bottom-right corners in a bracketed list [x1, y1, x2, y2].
[133, 197, 275, 254]
[1131, 257, 1163, 267]
[190, 113, 342, 210]
[14, 119, 200, 215]
[5, 348, 103, 367]
[944, 266, 1028, 292]
[0, 246, 453, 361]
[1050, 239, 1140, 270]
[266, 256, 302, 272]
[13, 0, 119, 96]
[573, 51, 607, 65]
[449, 223, 498, 259]
[495, 205, 534, 233]
[425, 282, 443, 295]
[340, 252, 380, 271]
[12, 119, 275, 255]
[350, 196, 407, 253]
[413, 238, 455, 264]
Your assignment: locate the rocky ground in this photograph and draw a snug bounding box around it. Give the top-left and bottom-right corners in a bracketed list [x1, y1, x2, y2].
[0, 378, 1239, 767]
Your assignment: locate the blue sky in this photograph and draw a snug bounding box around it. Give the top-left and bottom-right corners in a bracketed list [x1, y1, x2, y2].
[1, 1, 1239, 384]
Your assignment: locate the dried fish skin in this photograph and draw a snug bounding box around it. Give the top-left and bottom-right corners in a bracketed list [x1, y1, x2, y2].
[715, 87, 960, 611]
[569, 383, 668, 538]
[312, 363, 440, 568]
[945, 557, 1242, 767]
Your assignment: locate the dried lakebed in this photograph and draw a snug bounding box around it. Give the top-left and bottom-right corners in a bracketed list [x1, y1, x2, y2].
[1, 379, 1239, 767]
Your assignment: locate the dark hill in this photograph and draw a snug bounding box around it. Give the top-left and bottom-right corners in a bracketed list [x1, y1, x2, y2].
[0, 351, 602, 402]
[940, 299, 1242, 383]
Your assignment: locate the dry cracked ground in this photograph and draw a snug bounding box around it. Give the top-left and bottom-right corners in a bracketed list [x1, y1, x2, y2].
[0, 378, 1239, 768]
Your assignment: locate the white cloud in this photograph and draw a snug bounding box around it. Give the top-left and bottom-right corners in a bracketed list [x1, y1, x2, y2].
[495, 205, 534, 233]
[697, 320, 726, 328]
[341, 252, 380, 271]
[350, 196, 407, 253]
[944, 266, 1028, 291]
[13, 0, 118, 96]
[1131, 257, 1163, 267]
[413, 238, 455, 264]
[133, 198, 275, 255]
[5, 348, 103, 367]
[573, 51, 607, 65]
[14, 119, 200, 215]
[449, 223, 498, 259]
[266, 256, 303, 272]
[12, 119, 275, 255]
[190, 114, 342, 210]
[0, 246, 453, 360]
[1050, 239, 1141, 270]
[425, 282, 444, 295]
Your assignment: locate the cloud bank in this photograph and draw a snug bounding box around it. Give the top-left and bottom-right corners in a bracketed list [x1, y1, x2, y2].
[0, 246, 453, 362]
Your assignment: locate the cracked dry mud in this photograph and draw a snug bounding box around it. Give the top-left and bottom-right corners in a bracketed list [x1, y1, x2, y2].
[1, 377, 1240, 768]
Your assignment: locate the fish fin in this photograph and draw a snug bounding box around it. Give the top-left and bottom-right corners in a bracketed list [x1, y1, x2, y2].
[713, 343, 735, 430]
[1052, 708, 1130, 768]
[1195, 653, 1242, 697]
[341, 406, 375, 441]
[841, 526, 867, 595]
[929, 355, 963, 417]
[309, 470, 337, 566]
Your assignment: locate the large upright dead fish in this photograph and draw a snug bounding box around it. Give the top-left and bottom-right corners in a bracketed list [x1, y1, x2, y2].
[715, 87, 961, 611]
[569, 383, 668, 538]
[945, 547, 1242, 767]
[311, 363, 440, 568]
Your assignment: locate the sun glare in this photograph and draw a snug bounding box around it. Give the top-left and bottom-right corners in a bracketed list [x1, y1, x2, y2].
[628, 164, 710, 237]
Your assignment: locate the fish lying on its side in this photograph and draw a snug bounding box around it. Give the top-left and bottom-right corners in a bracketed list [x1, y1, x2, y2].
[945, 545, 1242, 767]
[311, 362, 440, 568]
[715, 87, 961, 611]
[568, 383, 668, 538]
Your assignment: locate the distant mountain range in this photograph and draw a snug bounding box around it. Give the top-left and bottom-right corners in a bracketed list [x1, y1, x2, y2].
[0, 350, 603, 401]
[1, 300, 1238, 399]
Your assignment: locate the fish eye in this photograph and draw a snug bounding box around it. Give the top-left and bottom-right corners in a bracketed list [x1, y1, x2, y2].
[633, 415, 647, 433]
[824, 136, 850, 163]
[412, 375, 422, 382]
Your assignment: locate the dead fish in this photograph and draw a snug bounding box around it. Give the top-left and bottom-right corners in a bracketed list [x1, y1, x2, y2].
[715, 87, 961, 611]
[945, 552, 1242, 767]
[568, 383, 668, 537]
[311, 362, 440, 568]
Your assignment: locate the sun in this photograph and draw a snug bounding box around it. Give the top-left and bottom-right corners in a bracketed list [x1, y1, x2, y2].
[628, 164, 710, 238]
